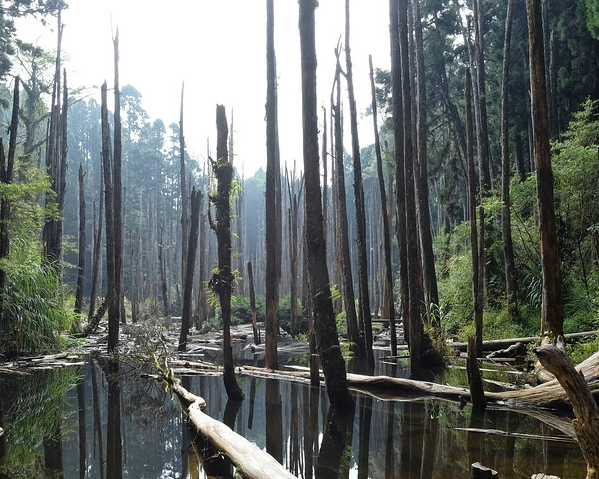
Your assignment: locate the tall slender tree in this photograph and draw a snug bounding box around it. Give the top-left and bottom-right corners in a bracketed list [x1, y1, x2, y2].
[525, 0, 563, 338]
[265, 0, 282, 369]
[299, 0, 353, 410]
[332, 48, 364, 357]
[466, 69, 483, 358]
[368, 55, 396, 356]
[413, 0, 439, 320]
[399, 0, 424, 369]
[389, 0, 410, 353]
[75, 164, 86, 315]
[345, 0, 373, 365]
[210, 105, 244, 400]
[178, 188, 201, 351]
[112, 31, 124, 327]
[501, 0, 519, 320]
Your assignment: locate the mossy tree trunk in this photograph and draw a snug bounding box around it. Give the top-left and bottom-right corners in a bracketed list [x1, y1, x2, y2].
[210, 105, 244, 401]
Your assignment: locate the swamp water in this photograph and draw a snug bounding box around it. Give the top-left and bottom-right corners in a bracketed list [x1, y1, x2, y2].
[0, 351, 588, 479]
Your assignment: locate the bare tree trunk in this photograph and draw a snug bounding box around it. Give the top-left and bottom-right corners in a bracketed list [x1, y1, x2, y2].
[299, 0, 353, 411]
[180, 84, 188, 300]
[88, 180, 103, 322]
[265, 0, 281, 369]
[179, 188, 202, 351]
[368, 55, 396, 356]
[75, 164, 86, 315]
[466, 69, 483, 359]
[501, 0, 519, 321]
[101, 82, 118, 352]
[286, 167, 303, 338]
[399, 0, 424, 370]
[525, 0, 563, 338]
[247, 261, 260, 345]
[210, 105, 244, 400]
[159, 226, 169, 318]
[332, 48, 364, 357]
[345, 0, 374, 365]
[43, 17, 67, 271]
[413, 0, 439, 320]
[389, 0, 410, 354]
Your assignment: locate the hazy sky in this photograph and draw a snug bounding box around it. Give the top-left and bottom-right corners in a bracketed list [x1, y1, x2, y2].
[20, 1, 391, 177]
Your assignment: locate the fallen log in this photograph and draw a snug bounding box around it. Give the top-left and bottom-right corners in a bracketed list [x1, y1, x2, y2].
[450, 330, 598, 353]
[245, 349, 599, 411]
[535, 341, 599, 479]
[167, 378, 297, 479]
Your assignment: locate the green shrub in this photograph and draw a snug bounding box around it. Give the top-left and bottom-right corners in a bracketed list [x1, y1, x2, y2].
[0, 259, 76, 357]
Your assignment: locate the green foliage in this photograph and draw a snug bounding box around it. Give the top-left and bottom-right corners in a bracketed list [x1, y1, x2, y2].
[0, 251, 75, 357]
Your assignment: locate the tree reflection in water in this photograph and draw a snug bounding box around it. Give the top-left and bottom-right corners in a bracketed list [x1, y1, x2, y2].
[0, 358, 590, 478]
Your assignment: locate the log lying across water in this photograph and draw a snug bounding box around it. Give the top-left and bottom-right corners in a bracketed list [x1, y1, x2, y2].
[450, 330, 598, 353]
[246, 349, 599, 411]
[169, 379, 297, 479]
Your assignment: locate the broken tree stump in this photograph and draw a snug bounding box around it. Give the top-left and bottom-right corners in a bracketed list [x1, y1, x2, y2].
[467, 337, 487, 410]
[535, 339, 599, 479]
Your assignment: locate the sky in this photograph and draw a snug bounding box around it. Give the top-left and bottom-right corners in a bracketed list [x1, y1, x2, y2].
[19, 0, 391, 177]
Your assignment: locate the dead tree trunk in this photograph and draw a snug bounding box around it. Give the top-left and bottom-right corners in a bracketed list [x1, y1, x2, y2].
[369, 55, 396, 356]
[179, 188, 201, 352]
[265, 0, 282, 370]
[180, 84, 189, 299]
[332, 48, 364, 357]
[101, 82, 118, 352]
[75, 164, 86, 315]
[247, 261, 260, 345]
[209, 105, 244, 401]
[43, 17, 67, 270]
[88, 179, 103, 322]
[345, 0, 374, 366]
[299, 0, 354, 411]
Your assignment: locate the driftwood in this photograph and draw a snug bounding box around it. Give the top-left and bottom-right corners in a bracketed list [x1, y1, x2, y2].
[168, 379, 296, 479]
[535, 341, 599, 479]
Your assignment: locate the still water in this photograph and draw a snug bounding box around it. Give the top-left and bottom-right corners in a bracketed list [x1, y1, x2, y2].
[0, 354, 587, 478]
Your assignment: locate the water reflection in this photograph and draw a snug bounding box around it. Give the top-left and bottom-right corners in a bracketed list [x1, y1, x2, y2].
[0, 358, 589, 478]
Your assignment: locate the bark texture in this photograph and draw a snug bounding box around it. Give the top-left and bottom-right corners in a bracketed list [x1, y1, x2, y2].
[525, 0, 563, 338]
[209, 105, 244, 400]
[298, 0, 353, 410]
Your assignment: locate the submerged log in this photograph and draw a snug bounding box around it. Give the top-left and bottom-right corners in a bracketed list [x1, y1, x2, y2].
[169, 380, 297, 479]
[535, 341, 599, 479]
